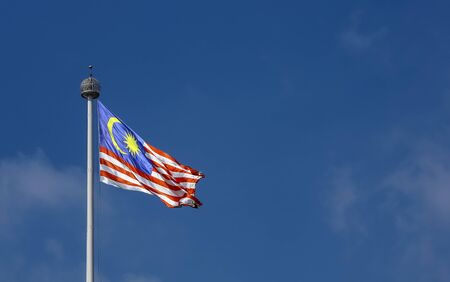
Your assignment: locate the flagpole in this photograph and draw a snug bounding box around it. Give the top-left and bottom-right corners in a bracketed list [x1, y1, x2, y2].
[81, 66, 101, 282]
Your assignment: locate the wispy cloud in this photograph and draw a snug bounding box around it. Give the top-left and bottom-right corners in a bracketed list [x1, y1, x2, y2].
[0, 150, 164, 282]
[384, 142, 450, 225]
[326, 167, 364, 234]
[339, 11, 388, 51]
[340, 28, 387, 50]
[326, 137, 450, 281]
[383, 141, 450, 281]
[0, 150, 83, 231]
[0, 151, 85, 281]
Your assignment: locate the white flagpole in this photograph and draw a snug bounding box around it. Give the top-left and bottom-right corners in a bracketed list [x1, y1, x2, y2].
[81, 66, 101, 282]
[86, 97, 94, 282]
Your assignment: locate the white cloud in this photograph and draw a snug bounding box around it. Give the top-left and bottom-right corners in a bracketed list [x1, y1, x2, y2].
[0, 151, 163, 282]
[326, 138, 450, 281]
[384, 142, 450, 225]
[340, 28, 386, 50]
[385, 142, 450, 281]
[339, 11, 387, 51]
[326, 167, 364, 234]
[0, 151, 86, 281]
[0, 150, 83, 231]
[0, 151, 83, 205]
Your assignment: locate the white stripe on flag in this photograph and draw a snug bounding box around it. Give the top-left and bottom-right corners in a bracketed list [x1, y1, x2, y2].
[100, 176, 180, 207]
[100, 152, 187, 197]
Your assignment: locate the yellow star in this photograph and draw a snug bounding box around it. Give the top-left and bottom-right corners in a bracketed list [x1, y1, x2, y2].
[124, 132, 140, 157]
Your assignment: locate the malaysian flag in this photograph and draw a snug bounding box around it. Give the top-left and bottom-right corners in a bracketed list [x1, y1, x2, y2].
[97, 101, 204, 208]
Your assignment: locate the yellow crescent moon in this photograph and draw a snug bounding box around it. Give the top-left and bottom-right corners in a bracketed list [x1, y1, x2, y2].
[107, 117, 127, 155]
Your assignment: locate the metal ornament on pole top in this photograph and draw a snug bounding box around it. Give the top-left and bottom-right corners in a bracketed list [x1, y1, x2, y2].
[80, 65, 100, 282]
[81, 65, 101, 99]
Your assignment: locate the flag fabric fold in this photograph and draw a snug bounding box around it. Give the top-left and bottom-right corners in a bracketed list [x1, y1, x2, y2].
[97, 101, 204, 208]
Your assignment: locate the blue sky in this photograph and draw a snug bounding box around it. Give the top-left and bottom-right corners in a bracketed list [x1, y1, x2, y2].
[1, 0, 450, 281]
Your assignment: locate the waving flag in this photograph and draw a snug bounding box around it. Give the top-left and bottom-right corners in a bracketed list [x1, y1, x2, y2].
[98, 101, 204, 208]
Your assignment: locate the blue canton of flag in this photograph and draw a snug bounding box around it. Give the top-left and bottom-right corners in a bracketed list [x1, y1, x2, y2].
[98, 101, 204, 208]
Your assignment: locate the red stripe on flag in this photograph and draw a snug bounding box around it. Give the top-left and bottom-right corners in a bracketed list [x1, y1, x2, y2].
[99, 145, 203, 208]
[100, 157, 184, 193]
[145, 145, 204, 176]
[100, 169, 182, 208]
[100, 147, 182, 192]
[100, 158, 139, 183]
[100, 170, 143, 188]
[99, 147, 190, 201]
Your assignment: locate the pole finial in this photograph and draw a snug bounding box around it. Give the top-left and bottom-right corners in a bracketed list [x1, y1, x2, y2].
[88, 65, 93, 77]
[81, 65, 100, 99]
